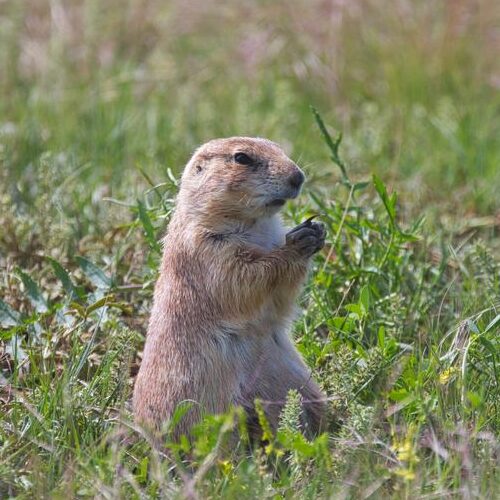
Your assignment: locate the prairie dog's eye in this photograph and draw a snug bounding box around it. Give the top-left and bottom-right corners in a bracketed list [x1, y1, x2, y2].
[234, 152, 253, 165]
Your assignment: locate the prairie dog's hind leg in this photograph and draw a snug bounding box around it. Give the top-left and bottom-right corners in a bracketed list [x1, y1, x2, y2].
[246, 335, 327, 439]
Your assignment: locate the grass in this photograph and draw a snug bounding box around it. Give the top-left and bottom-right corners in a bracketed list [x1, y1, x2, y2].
[0, 1, 499, 497]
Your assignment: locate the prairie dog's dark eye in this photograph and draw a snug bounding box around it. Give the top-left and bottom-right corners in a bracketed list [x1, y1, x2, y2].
[234, 152, 253, 165]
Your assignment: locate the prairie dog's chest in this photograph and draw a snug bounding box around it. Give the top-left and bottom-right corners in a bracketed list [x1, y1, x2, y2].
[219, 215, 294, 343]
[243, 215, 295, 321]
[245, 215, 286, 252]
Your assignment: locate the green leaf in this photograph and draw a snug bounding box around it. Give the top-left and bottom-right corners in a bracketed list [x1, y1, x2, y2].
[15, 268, 49, 313]
[169, 401, 194, 433]
[345, 303, 364, 319]
[377, 326, 386, 349]
[85, 296, 131, 315]
[466, 391, 482, 408]
[138, 457, 149, 484]
[137, 199, 162, 254]
[388, 388, 409, 402]
[373, 174, 396, 227]
[484, 314, 500, 334]
[0, 327, 17, 341]
[75, 257, 112, 289]
[352, 181, 370, 192]
[467, 319, 480, 334]
[330, 316, 357, 334]
[46, 257, 80, 301]
[359, 285, 371, 312]
[278, 430, 316, 457]
[0, 299, 21, 327]
[69, 301, 86, 317]
[311, 106, 350, 184]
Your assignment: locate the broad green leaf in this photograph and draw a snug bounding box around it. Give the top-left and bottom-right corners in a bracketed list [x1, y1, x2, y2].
[466, 319, 480, 334]
[330, 316, 356, 334]
[360, 285, 371, 312]
[15, 268, 49, 313]
[278, 430, 316, 457]
[466, 391, 482, 408]
[75, 257, 112, 289]
[46, 257, 80, 300]
[346, 303, 364, 319]
[352, 181, 370, 192]
[388, 388, 409, 402]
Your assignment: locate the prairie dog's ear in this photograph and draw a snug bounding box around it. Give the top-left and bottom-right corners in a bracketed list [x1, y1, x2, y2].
[189, 158, 204, 175]
[180, 154, 210, 196]
[184, 153, 207, 177]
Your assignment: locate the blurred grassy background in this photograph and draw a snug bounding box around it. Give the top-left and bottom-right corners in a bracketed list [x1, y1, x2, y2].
[1, 2, 499, 496]
[1, 0, 498, 221]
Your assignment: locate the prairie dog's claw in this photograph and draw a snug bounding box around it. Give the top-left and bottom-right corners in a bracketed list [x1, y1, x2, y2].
[286, 220, 326, 257]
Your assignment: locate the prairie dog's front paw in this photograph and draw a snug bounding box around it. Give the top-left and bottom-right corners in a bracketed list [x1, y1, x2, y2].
[286, 219, 326, 258]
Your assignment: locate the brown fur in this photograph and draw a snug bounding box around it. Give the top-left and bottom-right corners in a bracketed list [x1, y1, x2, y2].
[133, 137, 327, 441]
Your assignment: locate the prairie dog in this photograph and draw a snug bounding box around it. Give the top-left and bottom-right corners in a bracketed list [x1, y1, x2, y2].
[133, 137, 327, 440]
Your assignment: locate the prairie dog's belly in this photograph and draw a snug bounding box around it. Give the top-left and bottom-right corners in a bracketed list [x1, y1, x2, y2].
[218, 306, 292, 396]
[220, 327, 277, 400]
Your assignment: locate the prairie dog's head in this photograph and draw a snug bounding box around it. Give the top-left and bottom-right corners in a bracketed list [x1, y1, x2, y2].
[178, 137, 305, 222]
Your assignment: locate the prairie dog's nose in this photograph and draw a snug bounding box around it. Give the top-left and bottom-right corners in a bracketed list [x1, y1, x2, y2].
[289, 169, 305, 190]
